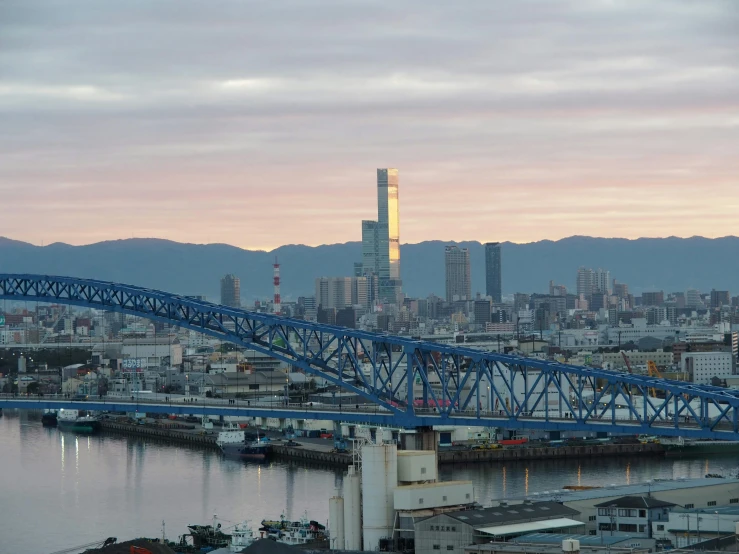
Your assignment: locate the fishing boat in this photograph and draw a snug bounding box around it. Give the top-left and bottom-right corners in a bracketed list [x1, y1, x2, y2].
[259, 512, 328, 546]
[187, 515, 231, 549]
[57, 409, 101, 433]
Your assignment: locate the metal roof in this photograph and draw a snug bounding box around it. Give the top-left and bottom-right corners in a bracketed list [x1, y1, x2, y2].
[525, 478, 738, 503]
[444, 502, 579, 526]
[671, 505, 739, 516]
[477, 517, 584, 537]
[593, 495, 676, 509]
[513, 533, 642, 546]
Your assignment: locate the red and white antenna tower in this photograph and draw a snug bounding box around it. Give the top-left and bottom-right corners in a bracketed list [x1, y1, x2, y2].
[273, 256, 281, 315]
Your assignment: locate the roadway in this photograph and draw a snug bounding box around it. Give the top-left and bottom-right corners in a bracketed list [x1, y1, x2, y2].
[1, 394, 737, 440]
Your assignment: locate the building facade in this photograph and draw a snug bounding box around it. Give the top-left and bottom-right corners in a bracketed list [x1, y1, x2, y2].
[484, 242, 502, 303]
[682, 351, 734, 385]
[220, 274, 241, 308]
[445, 246, 471, 302]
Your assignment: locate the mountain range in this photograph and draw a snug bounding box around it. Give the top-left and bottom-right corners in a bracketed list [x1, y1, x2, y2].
[0, 236, 737, 302]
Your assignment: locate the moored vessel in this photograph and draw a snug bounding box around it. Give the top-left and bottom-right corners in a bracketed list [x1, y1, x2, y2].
[57, 409, 101, 433]
[662, 437, 739, 457]
[259, 512, 328, 546]
[216, 424, 269, 461]
[42, 409, 58, 426]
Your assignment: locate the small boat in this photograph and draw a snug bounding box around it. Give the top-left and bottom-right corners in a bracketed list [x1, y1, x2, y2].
[216, 424, 269, 461]
[259, 512, 328, 546]
[42, 409, 58, 427]
[57, 409, 100, 433]
[187, 515, 231, 549]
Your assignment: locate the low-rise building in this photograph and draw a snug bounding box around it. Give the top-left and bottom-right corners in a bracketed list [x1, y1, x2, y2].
[594, 496, 674, 537]
[414, 502, 582, 554]
[652, 505, 739, 548]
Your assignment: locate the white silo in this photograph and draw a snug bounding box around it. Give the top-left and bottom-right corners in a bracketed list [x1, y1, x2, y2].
[329, 495, 345, 550]
[343, 465, 362, 550]
[361, 440, 398, 551]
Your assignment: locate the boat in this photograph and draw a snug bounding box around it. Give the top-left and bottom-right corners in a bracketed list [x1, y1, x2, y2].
[56, 409, 101, 433]
[41, 409, 58, 427]
[216, 424, 269, 461]
[229, 521, 256, 552]
[662, 437, 739, 457]
[259, 512, 328, 546]
[187, 516, 231, 549]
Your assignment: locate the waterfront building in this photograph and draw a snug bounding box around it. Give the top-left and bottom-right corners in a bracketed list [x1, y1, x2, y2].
[681, 351, 734, 385]
[484, 242, 502, 303]
[220, 274, 241, 308]
[445, 246, 471, 302]
[594, 496, 674, 537]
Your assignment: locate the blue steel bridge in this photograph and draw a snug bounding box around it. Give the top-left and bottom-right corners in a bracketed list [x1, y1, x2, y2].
[1, 273, 738, 440]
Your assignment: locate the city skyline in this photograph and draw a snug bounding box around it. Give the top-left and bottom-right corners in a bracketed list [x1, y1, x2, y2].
[2, 1, 737, 249]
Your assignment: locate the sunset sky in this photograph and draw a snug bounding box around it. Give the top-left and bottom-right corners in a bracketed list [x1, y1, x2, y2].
[1, 1, 737, 250]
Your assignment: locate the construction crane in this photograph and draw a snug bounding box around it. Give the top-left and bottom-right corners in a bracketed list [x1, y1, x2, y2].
[647, 360, 664, 398]
[620, 351, 633, 374]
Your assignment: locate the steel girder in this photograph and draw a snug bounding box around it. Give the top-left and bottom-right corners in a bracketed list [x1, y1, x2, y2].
[2, 273, 739, 437]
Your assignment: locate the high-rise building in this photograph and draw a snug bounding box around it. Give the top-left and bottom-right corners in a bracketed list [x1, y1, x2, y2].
[445, 246, 471, 302]
[220, 274, 241, 308]
[484, 242, 502, 303]
[594, 269, 611, 294]
[642, 291, 664, 307]
[315, 277, 369, 310]
[710, 290, 730, 309]
[474, 300, 492, 325]
[576, 267, 594, 297]
[362, 169, 401, 305]
[613, 281, 629, 299]
[686, 289, 702, 309]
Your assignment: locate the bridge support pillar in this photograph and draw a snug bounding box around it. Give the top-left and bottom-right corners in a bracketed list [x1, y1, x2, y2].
[399, 426, 438, 455]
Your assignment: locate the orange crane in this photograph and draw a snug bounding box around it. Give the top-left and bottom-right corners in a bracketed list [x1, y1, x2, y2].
[647, 360, 664, 398]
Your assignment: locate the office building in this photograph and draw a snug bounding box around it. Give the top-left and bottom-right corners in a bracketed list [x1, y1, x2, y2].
[220, 274, 241, 308]
[686, 289, 701, 309]
[682, 351, 734, 385]
[473, 300, 492, 325]
[315, 277, 369, 311]
[362, 169, 401, 305]
[641, 291, 664, 307]
[710, 289, 730, 309]
[594, 269, 610, 294]
[445, 246, 471, 302]
[613, 281, 629, 299]
[484, 242, 502, 303]
[576, 268, 594, 297]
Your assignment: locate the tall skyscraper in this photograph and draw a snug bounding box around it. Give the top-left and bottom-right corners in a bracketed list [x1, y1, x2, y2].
[220, 274, 241, 308]
[576, 267, 594, 297]
[361, 168, 401, 304]
[594, 269, 611, 294]
[445, 246, 471, 302]
[484, 242, 502, 303]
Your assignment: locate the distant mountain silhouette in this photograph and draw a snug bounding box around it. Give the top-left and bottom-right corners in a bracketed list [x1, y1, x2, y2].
[0, 236, 736, 302]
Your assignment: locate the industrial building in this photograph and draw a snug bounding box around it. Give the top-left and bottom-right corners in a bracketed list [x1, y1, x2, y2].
[652, 505, 739, 548]
[464, 537, 651, 554]
[594, 495, 674, 537]
[528, 477, 739, 534]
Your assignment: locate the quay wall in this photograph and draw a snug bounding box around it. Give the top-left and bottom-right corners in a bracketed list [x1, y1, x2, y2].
[100, 421, 664, 466]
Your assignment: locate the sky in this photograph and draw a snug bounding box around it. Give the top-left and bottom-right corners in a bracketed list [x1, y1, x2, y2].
[1, 0, 738, 250]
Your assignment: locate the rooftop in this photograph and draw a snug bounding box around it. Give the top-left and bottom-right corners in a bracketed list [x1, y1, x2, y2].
[464, 542, 647, 554]
[438, 501, 579, 527]
[525, 478, 738, 503]
[672, 505, 739, 516]
[594, 495, 676, 509]
[513, 533, 647, 547]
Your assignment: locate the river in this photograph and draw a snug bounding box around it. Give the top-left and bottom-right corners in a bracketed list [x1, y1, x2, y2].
[1, 411, 736, 553]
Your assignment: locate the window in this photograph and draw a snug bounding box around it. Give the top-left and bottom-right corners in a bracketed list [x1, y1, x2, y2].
[421, 467, 427, 474]
[731, 498, 739, 504]
[452, 527, 456, 532]
[465, 494, 470, 499]
[248, 384, 259, 390]
[589, 516, 597, 522]
[419, 499, 424, 505]
[618, 509, 628, 517]
[639, 525, 646, 533]
[599, 523, 613, 531]
[589, 530, 597, 536]
[433, 546, 440, 551]
[708, 501, 717, 507]
[618, 524, 637, 533]
[657, 525, 665, 531]
[443, 496, 448, 502]
[447, 547, 454, 551]
[685, 504, 694, 509]
[639, 510, 646, 518]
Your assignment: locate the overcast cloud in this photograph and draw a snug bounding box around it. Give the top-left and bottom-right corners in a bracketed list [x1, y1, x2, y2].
[1, 0, 737, 248]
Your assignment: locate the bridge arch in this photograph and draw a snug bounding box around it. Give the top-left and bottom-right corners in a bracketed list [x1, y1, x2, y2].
[1, 274, 739, 437]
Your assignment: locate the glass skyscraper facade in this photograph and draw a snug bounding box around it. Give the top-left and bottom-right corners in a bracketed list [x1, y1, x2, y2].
[484, 242, 502, 303]
[362, 169, 401, 305]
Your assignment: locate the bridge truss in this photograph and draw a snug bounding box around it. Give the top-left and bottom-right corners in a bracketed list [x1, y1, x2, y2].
[1, 274, 739, 439]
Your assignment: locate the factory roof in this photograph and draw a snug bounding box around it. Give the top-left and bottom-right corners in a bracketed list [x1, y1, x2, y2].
[671, 505, 739, 516]
[476, 517, 584, 537]
[464, 542, 648, 554]
[524, 477, 738, 503]
[594, 495, 675, 509]
[513, 533, 646, 546]
[437, 501, 579, 527]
